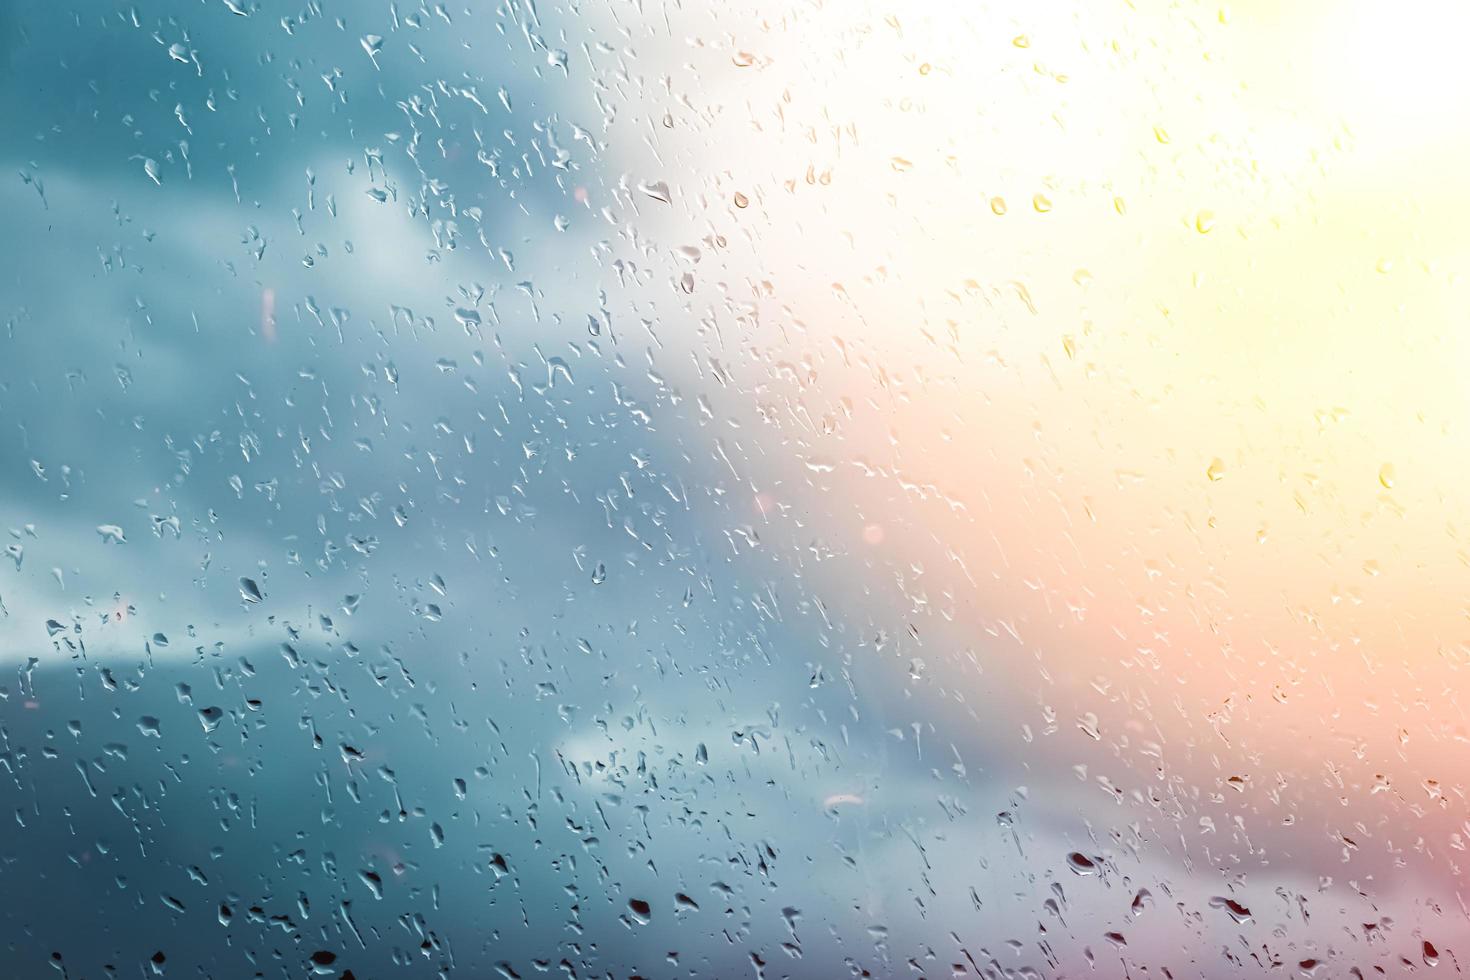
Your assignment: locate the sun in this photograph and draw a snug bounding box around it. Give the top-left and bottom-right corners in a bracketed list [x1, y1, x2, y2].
[1326, 0, 1470, 141]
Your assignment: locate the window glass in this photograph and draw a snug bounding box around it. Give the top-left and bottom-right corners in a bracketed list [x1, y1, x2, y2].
[2, 1, 1465, 976]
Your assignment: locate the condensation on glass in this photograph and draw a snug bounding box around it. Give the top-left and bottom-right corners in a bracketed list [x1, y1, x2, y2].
[1, 0, 1464, 977]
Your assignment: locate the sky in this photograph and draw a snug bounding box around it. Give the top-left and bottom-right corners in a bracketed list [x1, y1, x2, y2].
[3, 0, 1469, 977]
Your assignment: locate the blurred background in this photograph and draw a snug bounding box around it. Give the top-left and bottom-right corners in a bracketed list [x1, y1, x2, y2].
[2, 0, 1469, 976]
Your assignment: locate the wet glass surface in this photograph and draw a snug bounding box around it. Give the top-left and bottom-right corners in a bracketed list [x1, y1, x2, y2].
[3, 1, 1468, 977]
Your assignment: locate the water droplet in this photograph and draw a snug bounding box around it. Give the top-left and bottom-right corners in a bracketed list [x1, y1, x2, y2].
[1130, 888, 1152, 917]
[359, 870, 384, 900]
[361, 34, 384, 68]
[638, 180, 672, 204]
[1208, 896, 1251, 923]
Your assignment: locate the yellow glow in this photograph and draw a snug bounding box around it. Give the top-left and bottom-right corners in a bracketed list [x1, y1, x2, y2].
[611, 0, 1470, 788]
[1323, 0, 1470, 139]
